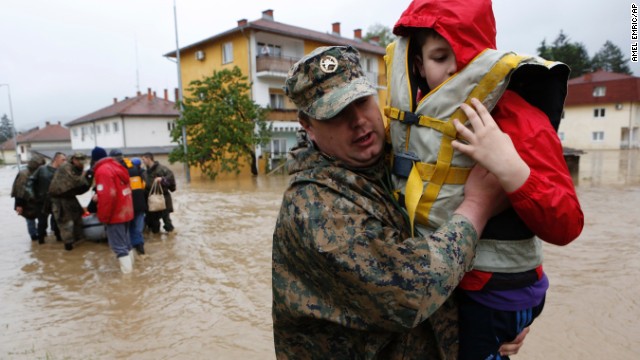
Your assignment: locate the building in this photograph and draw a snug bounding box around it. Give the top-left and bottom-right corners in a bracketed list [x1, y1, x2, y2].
[165, 9, 387, 174]
[0, 121, 71, 164]
[559, 70, 640, 150]
[66, 88, 179, 156]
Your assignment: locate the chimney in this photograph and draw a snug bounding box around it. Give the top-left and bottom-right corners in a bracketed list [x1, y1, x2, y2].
[354, 28, 362, 40]
[332, 22, 341, 36]
[153, 91, 157, 98]
[237, 18, 248, 27]
[113, 97, 118, 104]
[371, 36, 380, 44]
[58, 121, 61, 125]
[164, 89, 168, 101]
[584, 73, 592, 82]
[137, 90, 141, 96]
[175, 88, 180, 102]
[147, 88, 152, 101]
[45, 121, 50, 126]
[262, 9, 274, 21]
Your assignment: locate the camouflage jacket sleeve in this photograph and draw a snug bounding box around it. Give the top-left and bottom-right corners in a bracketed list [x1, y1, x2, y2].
[273, 182, 478, 333]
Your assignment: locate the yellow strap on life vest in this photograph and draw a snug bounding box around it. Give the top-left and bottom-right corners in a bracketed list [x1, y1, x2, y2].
[130, 176, 145, 190]
[414, 162, 470, 185]
[400, 51, 524, 231]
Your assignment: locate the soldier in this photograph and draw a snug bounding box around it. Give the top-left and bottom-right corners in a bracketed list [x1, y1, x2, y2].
[141, 152, 176, 233]
[271, 46, 528, 359]
[11, 155, 45, 242]
[26, 152, 66, 243]
[48, 152, 91, 251]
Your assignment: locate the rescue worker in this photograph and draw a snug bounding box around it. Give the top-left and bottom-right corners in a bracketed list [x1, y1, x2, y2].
[11, 155, 45, 242]
[272, 46, 528, 359]
[92, 148, 135, 273]
[49, 152, 91, 251]
[26, 152, 66, 243]
[142, 152, 176, 233]
[109, 150, 147, 256]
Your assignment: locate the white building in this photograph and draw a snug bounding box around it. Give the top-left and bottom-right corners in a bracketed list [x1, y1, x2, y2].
[559, 70, 640, 150]
[66, 89, 179, 154]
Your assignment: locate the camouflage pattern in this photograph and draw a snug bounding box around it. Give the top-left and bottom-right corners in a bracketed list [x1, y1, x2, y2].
[284, 46, 377, 120]
[49, 161, 90, 244]
[272, 135, 478, 359]
[11, 156, 45, 219]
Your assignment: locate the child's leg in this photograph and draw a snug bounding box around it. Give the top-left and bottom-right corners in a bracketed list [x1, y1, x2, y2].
[458, 292, 545, 360]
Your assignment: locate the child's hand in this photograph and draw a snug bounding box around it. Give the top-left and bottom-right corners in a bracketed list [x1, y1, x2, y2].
[452, 98, 530, 192]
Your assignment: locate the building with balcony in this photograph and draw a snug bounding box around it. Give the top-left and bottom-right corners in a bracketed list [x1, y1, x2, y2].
[559, 70, 640, 150]
[165, 9, 387, 174]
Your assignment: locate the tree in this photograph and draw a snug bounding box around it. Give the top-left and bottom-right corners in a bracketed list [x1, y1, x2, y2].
[0, 114, 14, 143]
[537, 30, 591, 78]
[591, 41, 632, 74]
[363, 23, 396, 48]
[169, 66, 272, 180]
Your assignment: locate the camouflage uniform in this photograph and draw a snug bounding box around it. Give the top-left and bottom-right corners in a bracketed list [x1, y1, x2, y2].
[272, 137, 477, 359]
[49, 158, 90, 245]
[11, 156, 45, 220]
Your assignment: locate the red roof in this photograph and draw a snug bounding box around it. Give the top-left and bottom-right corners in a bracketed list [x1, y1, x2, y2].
[565, 70, 640, 106]
[165, 17, 385, 57]
[1, 123, 69, 150]
[66, 92, 179, 126]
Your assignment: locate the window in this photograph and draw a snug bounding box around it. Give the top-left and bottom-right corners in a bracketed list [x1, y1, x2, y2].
[167, 121, 176, 131]
[270, 94, 285, 109]
[558, 132, 564, 141]
[96, 125, 101, 134]
[593, 108, 606, 117]
[257, 42, 282, 57]
[592, 131, 604, 142]
[105, 123, 110, 133]
[72, 128, 78, 137]
[113, 122, 119, 132]
[222, 42, 233, 64]
[593, 86, 606, 97]
[271, 138, 287, 155]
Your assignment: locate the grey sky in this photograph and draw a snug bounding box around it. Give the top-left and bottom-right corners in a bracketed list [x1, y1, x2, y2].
[0, 0, 635, 131]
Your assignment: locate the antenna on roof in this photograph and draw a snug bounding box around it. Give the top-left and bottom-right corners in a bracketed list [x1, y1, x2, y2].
[135, 35, 140, 93]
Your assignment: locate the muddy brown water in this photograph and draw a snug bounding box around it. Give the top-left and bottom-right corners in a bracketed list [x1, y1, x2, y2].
[1, 150, 638, 359]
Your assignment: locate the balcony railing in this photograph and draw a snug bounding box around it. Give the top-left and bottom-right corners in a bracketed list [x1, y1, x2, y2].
[256, 55, 300, 74]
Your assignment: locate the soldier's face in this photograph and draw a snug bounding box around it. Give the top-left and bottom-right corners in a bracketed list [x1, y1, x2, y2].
[301, 96, 385, 168]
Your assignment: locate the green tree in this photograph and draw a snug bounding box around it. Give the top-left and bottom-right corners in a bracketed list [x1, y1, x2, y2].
[537, 30, 591, 78]
[591, 40, 632, 74]
[169, 66, 272, 180]
[363, 23, 396, 48]
[0, 114, 14, 143]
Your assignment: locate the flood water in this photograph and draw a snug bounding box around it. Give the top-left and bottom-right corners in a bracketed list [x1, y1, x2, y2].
[1, 150, 638, 359]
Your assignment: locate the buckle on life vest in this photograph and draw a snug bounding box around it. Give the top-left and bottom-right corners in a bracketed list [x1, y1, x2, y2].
[400, 111, 420, 125]
[393, 152, 420, 178]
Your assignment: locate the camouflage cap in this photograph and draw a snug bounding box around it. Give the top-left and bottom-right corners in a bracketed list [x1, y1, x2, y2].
[71, 152, 87, 161]
[285, 46, 377, 120]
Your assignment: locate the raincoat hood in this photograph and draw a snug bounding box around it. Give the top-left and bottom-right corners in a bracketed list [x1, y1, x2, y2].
[393, 0, 496, 71]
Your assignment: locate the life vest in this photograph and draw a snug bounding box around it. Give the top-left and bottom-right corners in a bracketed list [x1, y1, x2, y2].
[384, 37, 569, 274]
[122, 157, 145, 191]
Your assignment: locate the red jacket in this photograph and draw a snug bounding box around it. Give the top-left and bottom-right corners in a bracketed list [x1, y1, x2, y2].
[394, 0, 584, 289]
[94, 157, 134, 224]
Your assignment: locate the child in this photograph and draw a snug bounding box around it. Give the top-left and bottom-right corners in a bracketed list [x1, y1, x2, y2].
[386, 0, 584, 358]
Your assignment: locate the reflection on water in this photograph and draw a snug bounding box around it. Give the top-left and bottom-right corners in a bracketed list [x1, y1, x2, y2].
[0, 150, 638, 359]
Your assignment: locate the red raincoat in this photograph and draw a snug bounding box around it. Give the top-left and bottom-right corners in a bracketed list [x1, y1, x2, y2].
[94, 157, 134, 225]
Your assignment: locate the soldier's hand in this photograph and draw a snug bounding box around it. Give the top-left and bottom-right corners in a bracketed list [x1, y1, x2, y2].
[16, 206, 23, 215]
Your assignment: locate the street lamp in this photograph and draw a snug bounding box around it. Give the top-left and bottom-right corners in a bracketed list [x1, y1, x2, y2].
[173, 0, 190, 183]
[0, 83, 21, 168]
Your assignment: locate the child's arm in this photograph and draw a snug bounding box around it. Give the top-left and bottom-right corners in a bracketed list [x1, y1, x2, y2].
[453, 95, 584, 246]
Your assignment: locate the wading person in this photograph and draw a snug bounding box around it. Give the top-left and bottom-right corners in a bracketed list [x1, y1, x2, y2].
[390, 1, 584, 358]
[11, 155, 45, 242]
[142, 152, 176, 234]
[27, 152, 66, 243]
[271, 46, 530, 359]
[91, 148, 135, 273]
[48, 152, 91, 251]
